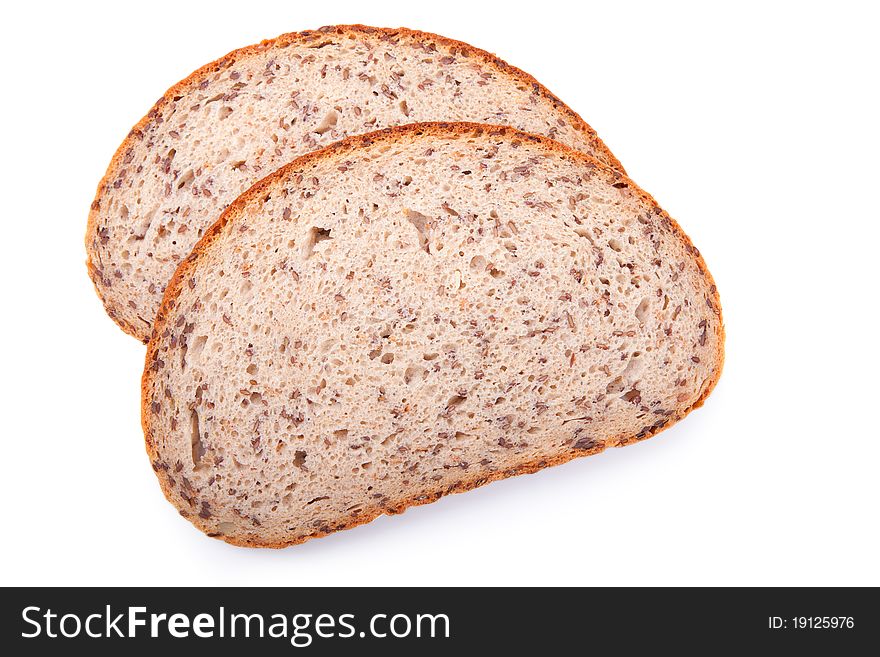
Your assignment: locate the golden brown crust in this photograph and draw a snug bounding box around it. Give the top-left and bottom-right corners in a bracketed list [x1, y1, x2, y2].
[143, 121, 723, 548]
[86, 24, 624, 341]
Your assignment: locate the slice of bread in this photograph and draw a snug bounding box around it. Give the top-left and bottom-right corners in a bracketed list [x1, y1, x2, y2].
[87, 24, 624, 342]
[142, 123, 724, 548]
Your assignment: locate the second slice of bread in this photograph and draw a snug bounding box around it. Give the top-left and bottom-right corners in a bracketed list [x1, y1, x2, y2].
[87, 25, 623, 341]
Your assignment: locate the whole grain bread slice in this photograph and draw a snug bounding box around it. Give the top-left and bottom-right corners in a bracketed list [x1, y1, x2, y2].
[143, 123, 723, 548]
[87, 24, 623, 341]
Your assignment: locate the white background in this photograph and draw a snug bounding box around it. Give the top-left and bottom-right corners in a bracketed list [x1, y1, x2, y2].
[1, 0, 877, 586]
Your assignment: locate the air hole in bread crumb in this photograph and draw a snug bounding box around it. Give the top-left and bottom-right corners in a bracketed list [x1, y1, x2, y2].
[574, 227, 594, 242]
[293, 450, 307, 469]
[606, 377, 626, 394]
[176, 169, 195, 190]
[635, 297, 650, 324]
[404, 209, 432, 253]
[314, 110, 338, 135]
[190, 335, 208, 361]
[403, 365, 424, 384]
[608, 238, 623, 252]
[189, 408, 206, 469]
[446, 395, 466, 412]
[380, 353, 395, 364]
[303, 227, 332, 259]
